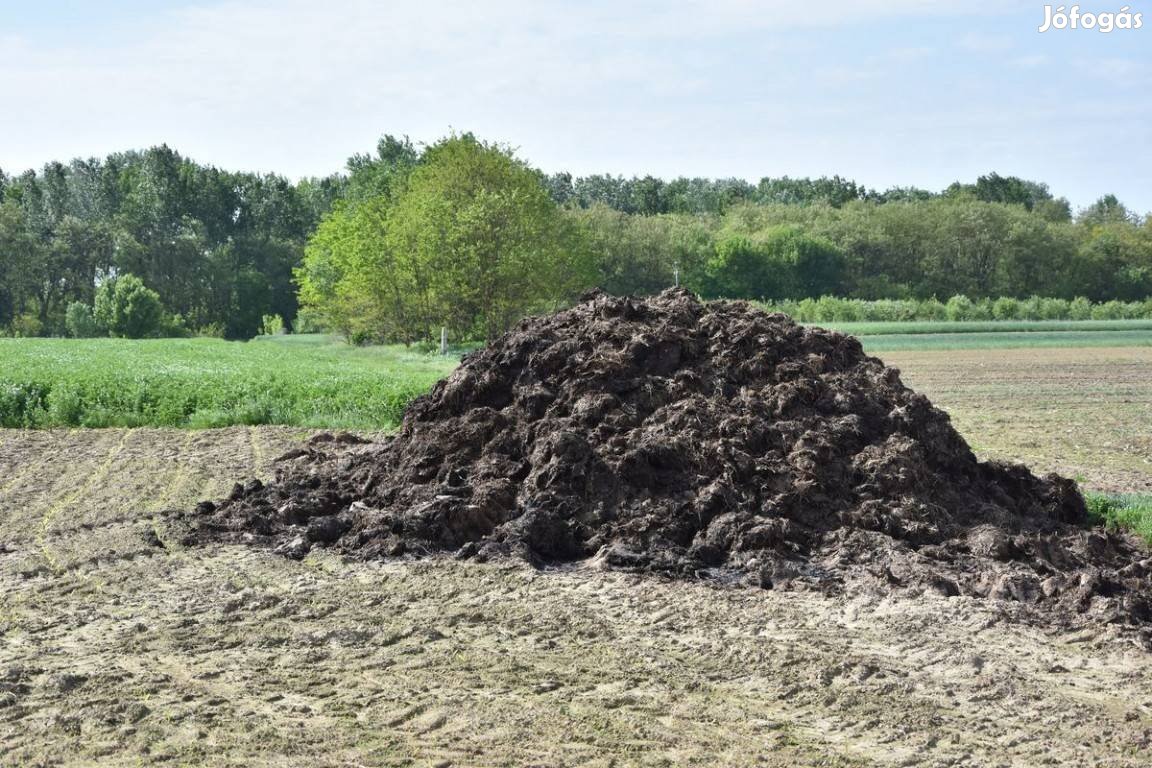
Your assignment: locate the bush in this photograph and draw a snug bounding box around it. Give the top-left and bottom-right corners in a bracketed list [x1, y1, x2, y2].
[7, 313, 44, 338]
[65, 302, 102, 338]
[759, 294, 1152, 323]
[1038, 297, 1070, 320]
[260, 314, 285, 336]
[1068, 296, 1093, 320]
[160, 313, 190, 338]
[991, 297, 1020, 320]
[94, 274, 166, 338]
[196, 322, 227, 339]
[945, 295, 974, 321]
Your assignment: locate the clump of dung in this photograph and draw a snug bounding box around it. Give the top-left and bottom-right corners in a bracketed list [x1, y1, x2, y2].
[185, 289, 1151, 636]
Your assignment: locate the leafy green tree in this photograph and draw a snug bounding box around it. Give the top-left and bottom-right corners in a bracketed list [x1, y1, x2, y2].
[298, 194, 418, 344]
[94, 274, 165, 338]
[568, 205, 690, 295]
[757, 176, 866, 207]
[385, 135, 595, 340]
[344, 135, 419, 202]
[1078, 195, 1133, 226]
[702, 236, 776, 299]
[0, 200, 39, 327]
[701, 226, 843, 300]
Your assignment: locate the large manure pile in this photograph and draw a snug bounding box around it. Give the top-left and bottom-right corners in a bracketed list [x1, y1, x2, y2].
[187, 289, 1151, 633]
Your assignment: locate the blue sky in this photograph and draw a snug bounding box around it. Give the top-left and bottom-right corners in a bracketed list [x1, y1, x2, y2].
[0, 0, 1148, 212]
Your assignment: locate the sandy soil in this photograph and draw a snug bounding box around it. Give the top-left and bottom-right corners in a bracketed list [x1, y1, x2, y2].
[1, 427, 1150, 767]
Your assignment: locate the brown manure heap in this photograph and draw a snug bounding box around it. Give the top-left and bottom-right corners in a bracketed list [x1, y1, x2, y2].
[186, 289, 1151, 636]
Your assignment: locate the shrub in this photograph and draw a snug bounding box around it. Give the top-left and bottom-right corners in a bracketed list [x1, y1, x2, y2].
[1038, 297, 1070, 320]
[919, 297, 947, 321]
[1068, 296, 1093, 320]
[7, 313, 44, 338]
[759, 294, 1152, 323]
[196, 322, 227, 339]
[260, 314, 285, 336]
[65, 302, 102, 338]
[991, 297, 1021, 320]
[159, 313, 190, 338]
[945, 295, 974, 321]
[94, 274, 166, 338]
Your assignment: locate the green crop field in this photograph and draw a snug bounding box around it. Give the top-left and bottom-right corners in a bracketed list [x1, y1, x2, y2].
[0, 335, 457, 429]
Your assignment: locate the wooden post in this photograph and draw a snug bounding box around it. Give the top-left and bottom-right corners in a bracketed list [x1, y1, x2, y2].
[440, 326, 448, 356]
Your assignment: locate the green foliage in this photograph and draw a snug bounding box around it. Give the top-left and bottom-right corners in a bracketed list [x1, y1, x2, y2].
[0, 335, 456, 429]
[567, 205, 710, 296]
[390, 134, 595, 340]
[300, 134, 595, 343]
[991, 297, 1020, 320]
[260, 314, 285, 336]
[5, 313, 43, 338]
[703, 236, 776, 299]
[0, 145, 328, 339]
[94, 274, 166, 338]
[1086, 493, 1152, 544]
[701, 227, 844, 300]
[64, 301, 101, 338]
[292, 306, 326, 334]
[564, 194, 1151, 306]
[763, 295, 1152, 323]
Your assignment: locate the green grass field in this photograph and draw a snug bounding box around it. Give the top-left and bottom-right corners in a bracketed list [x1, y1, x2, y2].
[0, 335, 457, 429]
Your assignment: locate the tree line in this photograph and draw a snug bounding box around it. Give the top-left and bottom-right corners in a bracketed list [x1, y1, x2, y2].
[542, 170, 1073, 219]
[576, 193, 1151, 306]
[2, 135, 1150, 341]
[0, 146, 341, 338]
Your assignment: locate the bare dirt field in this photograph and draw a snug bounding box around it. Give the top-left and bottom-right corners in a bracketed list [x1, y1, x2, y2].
[885, 346, 1152, 493]
[2, 347, 1151, 767]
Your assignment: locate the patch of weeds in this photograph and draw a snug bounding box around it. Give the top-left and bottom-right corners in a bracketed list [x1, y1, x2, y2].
[1085, 492, 1152, 545]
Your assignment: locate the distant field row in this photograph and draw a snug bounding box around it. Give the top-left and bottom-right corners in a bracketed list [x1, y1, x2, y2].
[817, 319, 1152, 336]
[858, 329, 1152, 351]
[814, 319, 1152, 352]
